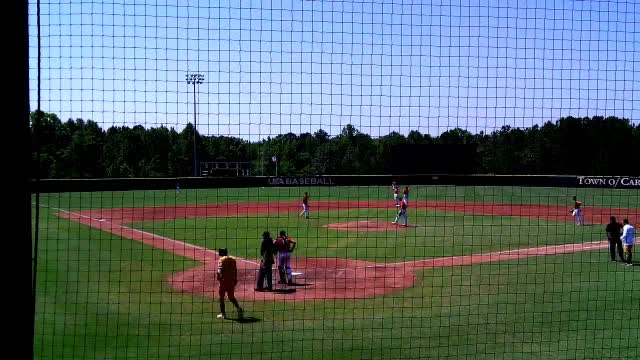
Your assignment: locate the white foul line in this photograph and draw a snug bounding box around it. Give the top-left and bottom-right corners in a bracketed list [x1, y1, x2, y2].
[35, 202, 636, 271]
[34, 202, 260, 266]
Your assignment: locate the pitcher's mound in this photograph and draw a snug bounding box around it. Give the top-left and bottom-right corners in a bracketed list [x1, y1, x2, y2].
[323, 220, 415, 232]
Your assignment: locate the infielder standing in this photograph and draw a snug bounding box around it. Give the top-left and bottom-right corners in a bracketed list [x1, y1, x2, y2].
[392, 199, 408, 227]
[393, 186, 400, 207]
[299, 192, 310, 219]
[402, 186, 410, 206]
[621, 219, 636, 267]
[274, 230, 296, 285]
[571, 196, 583, 225]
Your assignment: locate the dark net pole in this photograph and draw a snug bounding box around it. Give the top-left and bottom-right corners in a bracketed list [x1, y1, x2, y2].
[8, 0, 31, 357]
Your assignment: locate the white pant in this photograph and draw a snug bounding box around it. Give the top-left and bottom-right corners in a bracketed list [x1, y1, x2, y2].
[278, 252, 292, 281]
[301, 204, 309, 218]
[394, 209, 408, 225]
[403, 196, 408, 206]
[572, 208, 582, 224]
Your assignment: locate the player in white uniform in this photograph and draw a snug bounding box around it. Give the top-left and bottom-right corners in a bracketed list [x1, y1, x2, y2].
[275, 230, 296, 285]
[621, 219, 636, 266]
[571, 196, 583, 225]
[299, 192, 309, 219]
[392, 199, 408, 227]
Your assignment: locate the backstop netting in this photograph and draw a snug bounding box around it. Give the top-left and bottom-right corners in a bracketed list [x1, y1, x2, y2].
[30, 1, 639, 359]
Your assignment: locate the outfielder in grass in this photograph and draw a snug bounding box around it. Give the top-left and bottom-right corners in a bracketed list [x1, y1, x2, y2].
[216, 248, 244, 319]
[392, 198, 408, 227]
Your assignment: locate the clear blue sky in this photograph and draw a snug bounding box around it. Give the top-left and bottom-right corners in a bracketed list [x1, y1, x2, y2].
[29, 0, 639, 141]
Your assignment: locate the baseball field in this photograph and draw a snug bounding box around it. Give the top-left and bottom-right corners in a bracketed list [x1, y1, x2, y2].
[33, 185, 639, 359]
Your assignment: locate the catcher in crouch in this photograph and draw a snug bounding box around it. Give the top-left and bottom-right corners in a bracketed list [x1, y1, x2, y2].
[274, 230, 296, 286]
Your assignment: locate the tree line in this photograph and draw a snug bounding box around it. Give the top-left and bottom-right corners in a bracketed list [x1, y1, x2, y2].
[31, 110, 640, 178]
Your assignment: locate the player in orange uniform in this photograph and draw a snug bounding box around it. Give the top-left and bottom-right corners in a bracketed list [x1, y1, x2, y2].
[216, 248, 244, 319]
[571, 196, 583, 225]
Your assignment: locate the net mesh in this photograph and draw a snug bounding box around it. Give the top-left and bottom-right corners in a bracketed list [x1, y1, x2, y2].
[30, 0, 639, 359]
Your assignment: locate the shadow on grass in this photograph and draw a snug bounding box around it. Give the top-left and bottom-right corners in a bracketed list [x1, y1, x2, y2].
[227, 316, 261, 324]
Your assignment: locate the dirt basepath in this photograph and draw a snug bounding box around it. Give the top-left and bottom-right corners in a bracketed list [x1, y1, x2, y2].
[55, 201, 637, 301]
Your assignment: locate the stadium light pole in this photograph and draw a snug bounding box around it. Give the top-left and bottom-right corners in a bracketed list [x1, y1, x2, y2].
[186, 73, 204, 176]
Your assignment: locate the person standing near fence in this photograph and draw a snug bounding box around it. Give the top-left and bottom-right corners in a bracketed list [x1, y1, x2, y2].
[606, 217, 624, 262]
[255, 231, 275, 291]
[621, 219, 636, 267]
[392, 181, 399, 206]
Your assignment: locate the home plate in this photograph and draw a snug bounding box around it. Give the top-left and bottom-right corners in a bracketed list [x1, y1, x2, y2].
[292, 272, 303, 276]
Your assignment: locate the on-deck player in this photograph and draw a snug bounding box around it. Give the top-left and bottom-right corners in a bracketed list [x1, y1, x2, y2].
[216, 248, 244, 319]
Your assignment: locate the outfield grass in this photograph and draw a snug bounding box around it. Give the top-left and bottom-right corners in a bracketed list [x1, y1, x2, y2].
[33, 186, 640, 359]
[38, 185, 640, 210]
[132, 208, 608, 262]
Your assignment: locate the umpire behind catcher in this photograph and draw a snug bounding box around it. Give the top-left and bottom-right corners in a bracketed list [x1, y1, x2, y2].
[255, 231, 276, 291]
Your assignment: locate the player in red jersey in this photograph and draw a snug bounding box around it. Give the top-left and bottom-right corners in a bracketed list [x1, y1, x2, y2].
[402, 186, 409, 206]
[392, 199, 408, 227]
[393, 187, 400, 207]
[274, 230, 297, 286]
[571, 196, 583, 225]
[299, 192, 310, 219]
